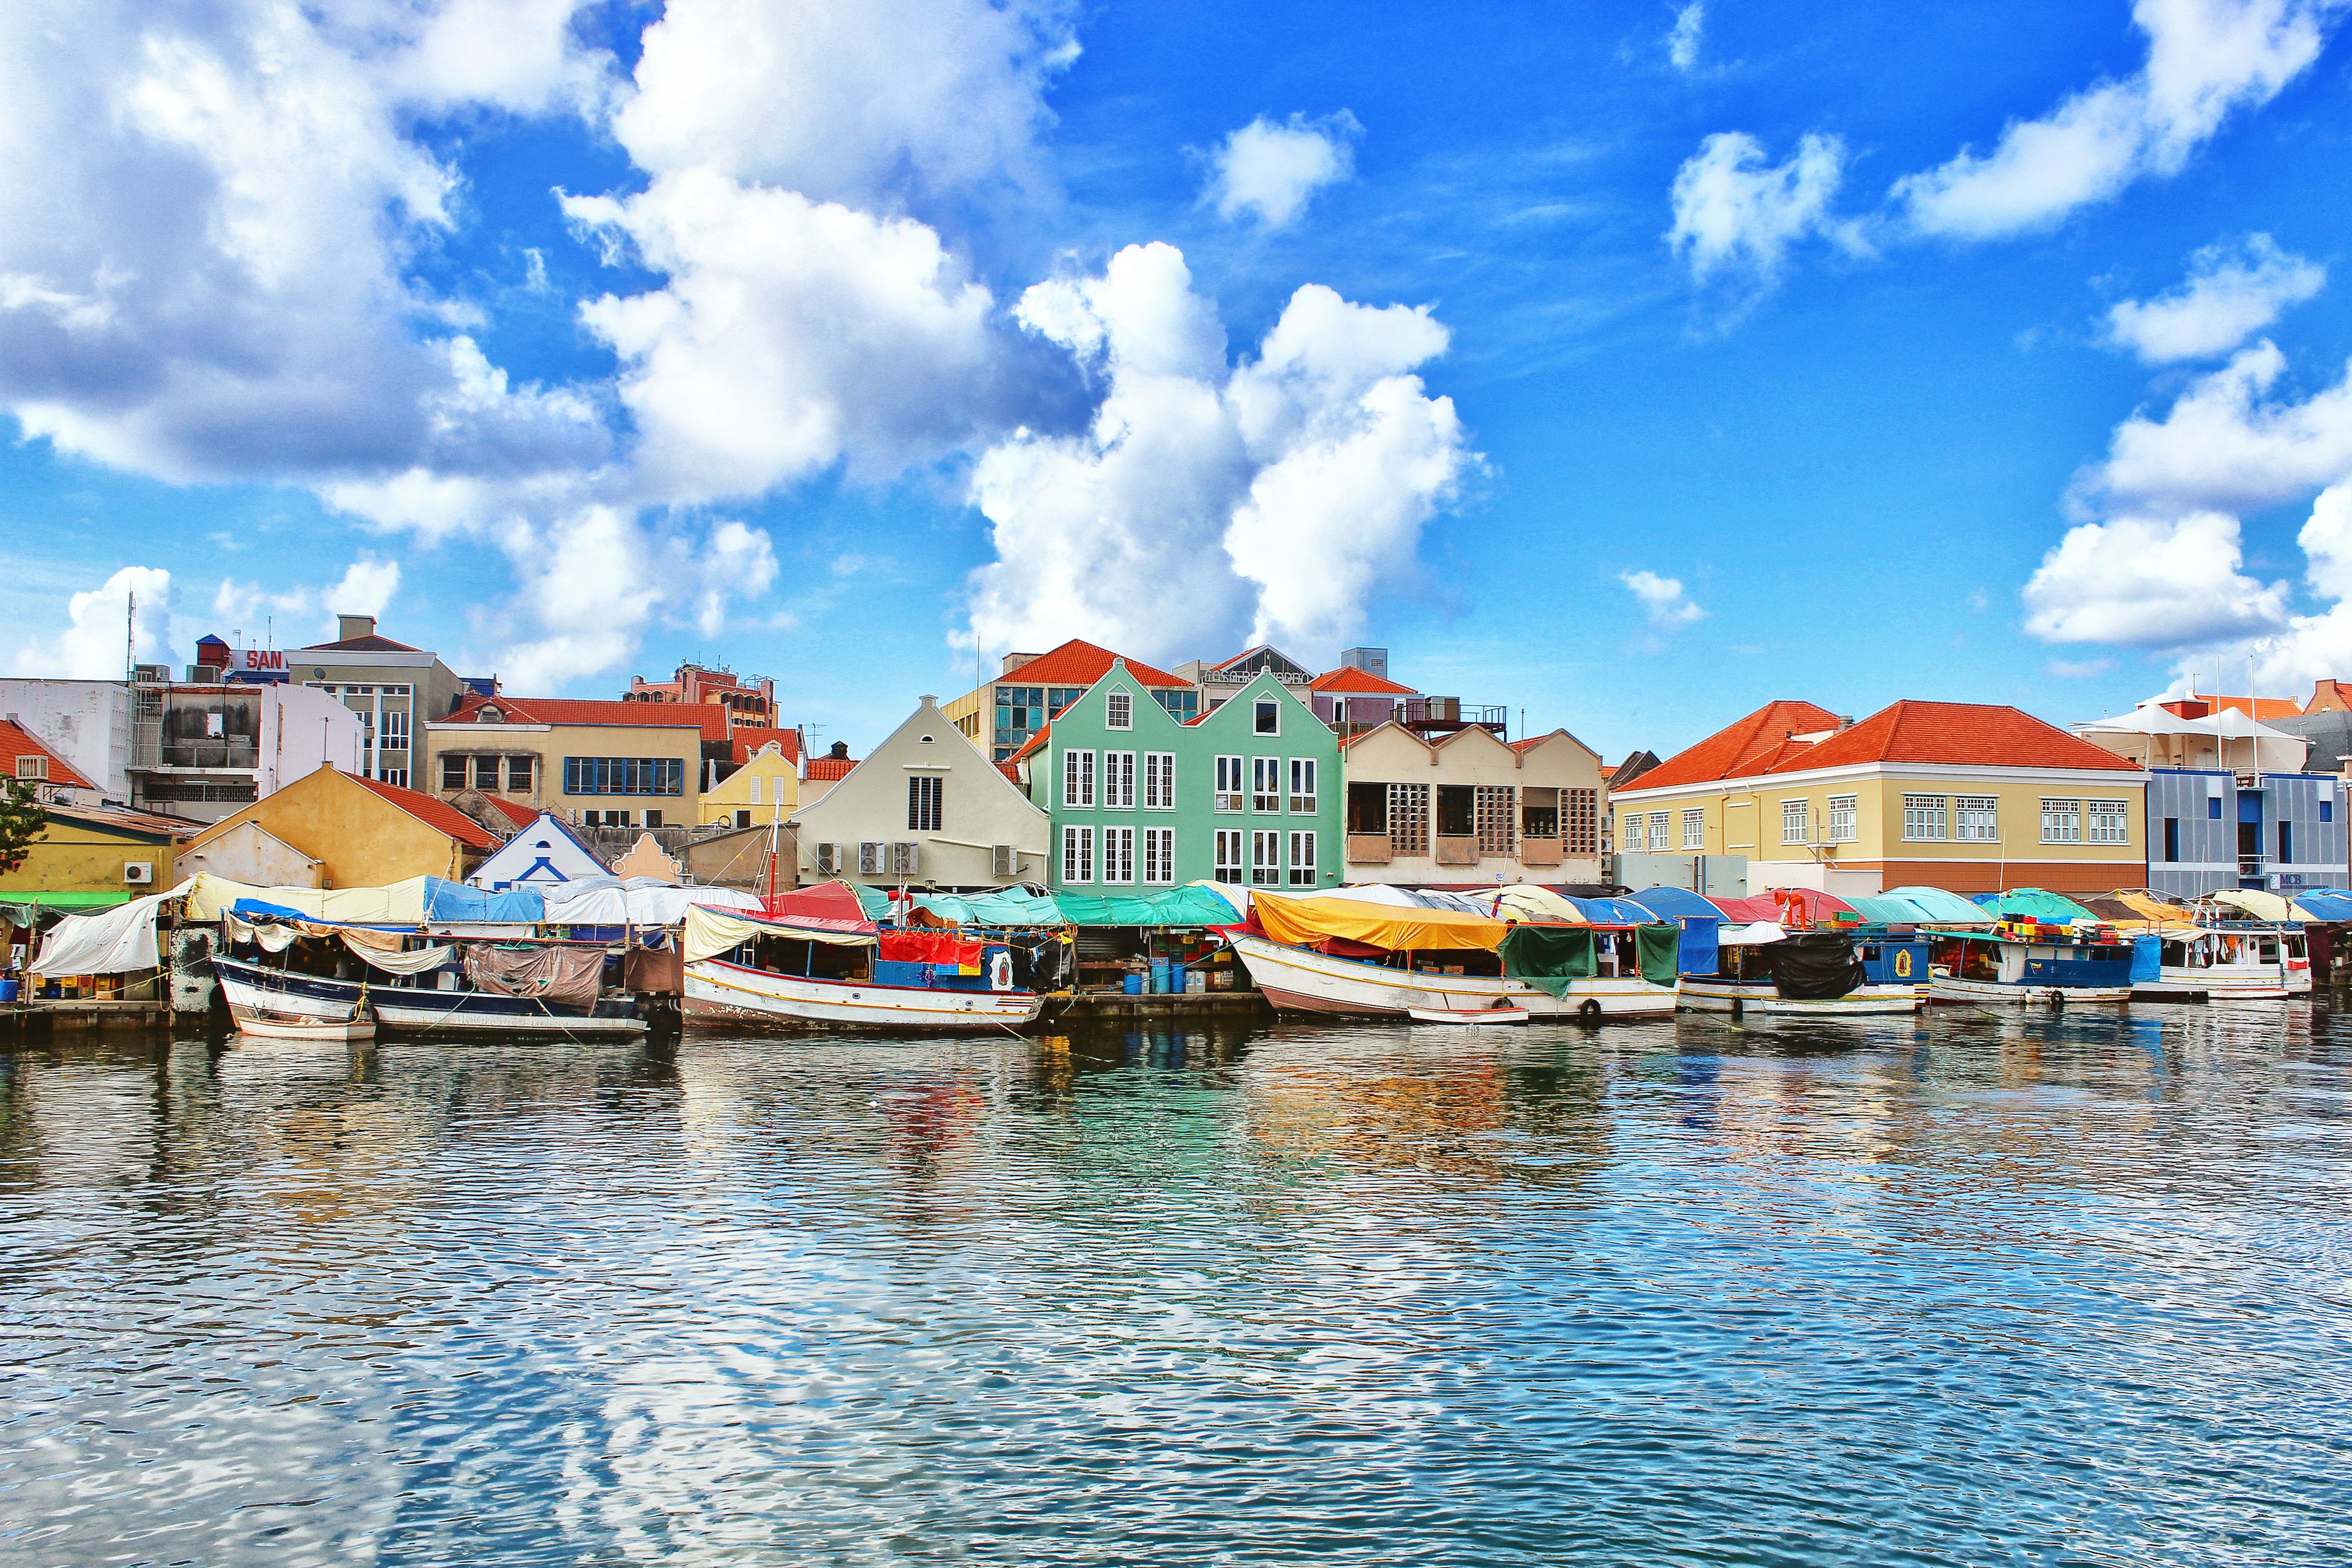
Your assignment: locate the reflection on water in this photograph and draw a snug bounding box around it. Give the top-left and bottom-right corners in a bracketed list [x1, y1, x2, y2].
[5, 1008, 2352, 1564]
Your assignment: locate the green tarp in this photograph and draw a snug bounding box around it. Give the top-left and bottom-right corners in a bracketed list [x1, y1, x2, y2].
[1635, 924, 1679, 985]
[1054, 885, 1244, 927]
[1, 891, 132, 928]
[1501, 925, 1594, 997]
[1976, 888, 2095, 922]
[911, 889, 1065, 926]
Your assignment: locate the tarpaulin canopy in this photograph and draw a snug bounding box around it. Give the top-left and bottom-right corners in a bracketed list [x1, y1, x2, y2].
[1623, 886, 1721, 921]
[2206, 888, 2307, 923]
[540, 881, 760, 926]
[850, 884, 894, 919]
[2291, 888, 2352, 921]
[880, 930, 984, 971]
[900, 888, 1066, 927]
[1719, 921, 1787, 946]
[758, 880, 880, 933]
[1251, 890, 1511, 952]
[1635, 925, 1680, 985]
[1708, 894, 1782, 922]
[1566, 896, 1663, 926]
[1055, 884, 1246, 927]
[2101, 890, 2193, 923]
[423, 880, 548, 924]
[684, 903, 878, 963]
[1501, 925, 1594, 994]
[1463, 886, 1589, 924]
[1874, 886, 2001, 925]
[29, 881, 196, 976]
[464, 944, 605, 1009]
[1973, 888, 2097, 922]
[186, 873, 437, 924]
[1760, 930, 1865, 1000]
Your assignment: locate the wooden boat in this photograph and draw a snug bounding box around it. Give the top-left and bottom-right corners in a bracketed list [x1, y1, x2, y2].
[1925, 923, 2145, 1006]
[1678, 925, 1926, 1016]
[229, 995, 376, 1042]
[1407, 1005, 1529, 1025]
[2133, 922, 2307, 1000]
[214, 952, 646, 1036]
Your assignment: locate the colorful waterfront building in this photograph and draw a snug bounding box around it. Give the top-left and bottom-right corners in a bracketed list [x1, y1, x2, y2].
[1013, 663, 1342, 891]
[943, 641, 1199, 761]
[1339, 723, 1605, 886]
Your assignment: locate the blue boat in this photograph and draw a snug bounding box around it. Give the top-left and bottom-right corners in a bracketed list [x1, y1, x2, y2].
[1926, 924, 2155, 1006]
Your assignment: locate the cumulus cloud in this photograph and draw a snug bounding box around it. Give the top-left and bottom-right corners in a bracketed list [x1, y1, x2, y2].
[2022, 511, 2289, 646]
[965, 243, 1471, 665]
[2086, 341, 2352, 516]
[213, 557, 404, 643]
[1203, 112, 1362, 228]
[9, 566, 179, 677]
[1622, 570, 1705, 628]
[2104, 233, 2326, 363]
[1893, 0, 2339, 239]
[1667, 132, 1860, 287]
[1666, 4, 1706, 72]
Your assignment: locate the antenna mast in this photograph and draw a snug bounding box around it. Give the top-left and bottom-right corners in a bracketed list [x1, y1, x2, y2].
[125, 589, 135, 680]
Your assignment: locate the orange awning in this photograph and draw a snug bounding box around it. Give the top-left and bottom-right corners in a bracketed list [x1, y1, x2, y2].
[1251, 891, 1514, 952]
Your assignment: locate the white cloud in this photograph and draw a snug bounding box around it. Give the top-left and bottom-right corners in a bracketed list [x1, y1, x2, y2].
[2086, 341, 2352, 516]
[2105, 233, 2326, 363]
[1204, 112, 1362, 228]
[2192, 483, 2352, 689]
[1621, 569, 1704, 628]
[2022, 511, 2288, 646]
[965, 243, 1471, 665]
[1893, 0, 2339, 239]
[1667, 132, 1860, 285]
[211, 557, 404, 643]
[1667, 4, 1705, 72]
[9, 566, 179, 677]
[2046, 657, 2116, 678]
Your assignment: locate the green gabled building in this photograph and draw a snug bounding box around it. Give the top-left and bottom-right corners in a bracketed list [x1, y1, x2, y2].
[1012, 662, 1343, 892]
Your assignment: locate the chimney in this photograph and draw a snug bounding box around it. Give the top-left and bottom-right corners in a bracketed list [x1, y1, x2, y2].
[337, 614, 376, 643]
[1001, 652, 1040, 676]
[829, 741, 850, 760]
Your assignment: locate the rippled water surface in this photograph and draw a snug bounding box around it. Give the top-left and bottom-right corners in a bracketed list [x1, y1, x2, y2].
[6, 1008, 2352, 1565]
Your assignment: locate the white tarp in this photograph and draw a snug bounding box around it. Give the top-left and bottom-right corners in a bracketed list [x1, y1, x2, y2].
[684, 904, 874, 963]
[31, 880, 196, 976]
[1717, 921, 1788, 946]
[544, 879, 763, 926]
[184, 873, 434, 923]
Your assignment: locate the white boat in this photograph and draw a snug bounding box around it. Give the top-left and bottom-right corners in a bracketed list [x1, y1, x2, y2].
[1676, 979, 1923, 1016]
[1229, 932, 1676, 1020]
[1408, 1005, 1530, 1025]
[1927, 975, 2132, 1006]
[682, 957, 1044, 1031]
[228, 997, 376, 1041]
[1676, 927, 1927, 1016]
[2137, 924, 2306, 1000]
[214, 954, 647, 1036]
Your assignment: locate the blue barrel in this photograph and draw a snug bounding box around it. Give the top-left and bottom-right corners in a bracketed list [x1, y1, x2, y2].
[1123, 972, 1144, 995]
[0, 978, 16, 1003]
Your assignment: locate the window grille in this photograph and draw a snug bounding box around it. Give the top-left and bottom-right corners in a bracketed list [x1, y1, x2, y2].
[1063, 748, 1095, 809]
[1143, 827, 1175, 884]
[1101, 826, 1135, 884]
[440, 755, 466, 790]
[1471, 786, 1515, 853]
[908, 775, 943, 832]
[1287, 831, 1317, 885]
[1647, 812, 1669, 853]
[1215, 755, 1244, 812]
[563, 757, 685, 796]
[1144, 752, 1175, 809]
[1387, 783, 1430, 855]
[1956, 796, 1997, 842]
[1251, 830, 1282, 886]
[1061, 826, 1094, 884]
[2041, 799, 2082, 843]
[1681, 808, 1705, 850]
[1782, 800, 1810, 844]
[507, 756, 533, 793]
[1214, 830, 1245, 884]
[1566, 788, 1597, 856]
[1252, 758, 1281, 812]
[1106, 690, 1133, 729]
[2087, 799, 2128, 845]
[473, 755, 500, 790]
[1103, 750, 1135, 809]
[1826, 794, 1856, 843]
[1902, 795, 1948, 841]
[1289, 758, 1317, 814]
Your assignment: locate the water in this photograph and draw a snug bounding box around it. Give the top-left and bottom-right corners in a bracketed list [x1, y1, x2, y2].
[4, 1008, 2351, 1566]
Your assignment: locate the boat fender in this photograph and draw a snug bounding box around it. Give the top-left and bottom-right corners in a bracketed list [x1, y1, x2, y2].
[989, 951, 1013, 992]
[2048, 989, 2065, 1008]
[1578, 998, 1603, 1022]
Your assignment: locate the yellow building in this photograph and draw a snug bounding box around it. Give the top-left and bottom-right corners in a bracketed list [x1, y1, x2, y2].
[700, 739, 800, 827]
[1610, 699, 2149, 897]
[423, 695, 716, 830]
[178, 765, 497, 888]
[2, 805, 193, 907]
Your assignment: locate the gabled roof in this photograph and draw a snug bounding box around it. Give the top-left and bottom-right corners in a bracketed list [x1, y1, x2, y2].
[998, 639, 1186, 689]
[481, 796, 538, 829]
[301, 633, 423, 653]
[43, 803, 196, 839]
[805, 756, 858, 781]
[995, 761, 1025, 785]
[1792, 699, 2143, 773]
[1310, 666, 1416, 696]
[1208, 643, 1310, 676]
[0, 720, 96, 791]
[350, 773, 499, 849]
[730, 725, 803, 766]
[2307, 679, 2352, 711]
[1618, 702, 1846, 792]
[451, 693, 725, 742]
[1009, 724, 1052, 764]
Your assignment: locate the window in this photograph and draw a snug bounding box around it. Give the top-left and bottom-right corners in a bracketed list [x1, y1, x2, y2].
[2280, 821, 2294, 863]
[1101, 826, 1136, 884]
[1349, 781, 1388, 834]
[1215, 829, 1245, 884]
[1106, 690, 1133, 729]
[1436, 785, 1476, 837]
[995, 684, 1046, 751]
[2163, 816, 2180, 863]
[1388, 782, 1430, 854]
[1956, 796, 1997, 842]
[1476, 786, 1516, 854]
[380, 709, 409, 750]
[1048, 687, 1087, 718]
[2040, 798, 2082, 844]
[379, 768, 409, 788]
[440, 755, 466, 790]
[1783, 800, 1811, 844]
[2325, 799, 2335, 823]
[562, 757, 685, 796]
[1103, 750, 1136, 809]
[1681, 808, 1705, 850]
[1063, 748, 1095, 809]
[473, 755, 500, 790]
[1640, 811, 1664, 853]
[1254, 698, 1280, 735]
[644, 810, 662, 829]
[2087, 798, 2128, 845]
[747, 777, 763, 805]
[1060, 825, 1094, 884]
[1251, 829, 1283, 886]
[1142, 827, 1175, 884]
[1144, 752, 1175, 809]
[1566, 788, 1597, 856]
[1153, 688, 1200, 723]
[1287, 831, 1317, 885]
[1215, 755, 1245, 812]
[507, 756, 533, 793]
[1252, 757, 1282, 812]
[1522, 791, 1559, 840]
[1902, 795, 1947, 841]
[1289, 758, 1317, 814]
[908, 774, 943, 832]
[2207, 795, 2223, 820]
[1826, 794, 1856, 843]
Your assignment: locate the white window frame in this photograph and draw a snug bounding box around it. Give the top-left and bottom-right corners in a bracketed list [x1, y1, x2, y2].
[1250, 829, 1283, 886]
[1062, 748, 1095, 810]
[2041, 797, 2084, 845]
[1902, 794, 1948, 842]
[1060, 825, 1094, 884]
[1288, 757, 1317, 815]
[1286, 831, 1317, 886]
[1144, 752, 1175, 810]
[1782, 799, 1809, 845]
[1102, 750, 1136, 810]
[1214, 829, 1245, 884]
[1101, 825, 1136, 884]
[1215, 755, 1244, 813]
[1680, 807, 1704, 850]
[1251, 756, 1282, 813]
[2087, 798, 2128, 845]
[1826, 794, 1856, 843]
[1253, 698, 1280, 736]
[907, 774, 942, 832]
[1105, 690, 1133, 730]
[1142, 826, 1175, 885]
[1646, 812, 1669, 853]
[1956, 795, 1998, 842]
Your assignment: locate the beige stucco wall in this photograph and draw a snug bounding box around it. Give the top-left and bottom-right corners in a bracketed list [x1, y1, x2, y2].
[791, 697, 1049, 886]
[181, 766, 472, 886]
[178, 821, 324, 888]
[699, 743, 799, 825]
[1340, 724, 1605, 884]
[424, 719, 704, 825]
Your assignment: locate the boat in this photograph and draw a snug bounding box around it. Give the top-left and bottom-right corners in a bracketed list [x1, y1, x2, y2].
[215, 951, 648, 1035]
[1677, 923, 1928, 1016]
[228, 993, 376, 1042]
[679, 883, 1045, 1033]
[1227, 891, 1679, 1020]
[2138, 921, 2308, 1000]
[1925, 919, 2150, 1005]
[1408, 1006, 1530, 1025]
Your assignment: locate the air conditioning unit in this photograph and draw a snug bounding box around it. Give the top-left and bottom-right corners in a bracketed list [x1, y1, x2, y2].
[858, 841, 886, 875]
[992, 843, 1019, 877]
[133, 663, 171, 684]
[890, 842, 920, 876]
[813, 842, 843, 875]
[14, 755, 45, 781]
[123, 862, 153, 884]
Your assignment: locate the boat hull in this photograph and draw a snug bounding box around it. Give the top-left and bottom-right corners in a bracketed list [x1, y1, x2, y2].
[1677, 979, 1923, 1016]
[1231, 933, 1675, 1019]
[229, 1005, 376, 1042]
[1928, 977, 2132, 1006]
[214, 956, 645, 1036]
[1408, 1007, 1530, 1025]
[683, 959, 1044, 1031]
[2136, 965, 2291, 1001]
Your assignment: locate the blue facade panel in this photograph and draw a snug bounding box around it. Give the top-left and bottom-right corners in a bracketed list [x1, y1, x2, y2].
[2146, 768, 2346, 897]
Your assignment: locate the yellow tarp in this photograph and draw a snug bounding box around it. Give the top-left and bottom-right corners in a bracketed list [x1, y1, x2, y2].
[2104, 890, 2193, 924]
[2209, 888, 2304, 922]
[684, 904, 876, 964]
[184, 873, 433, 924]
[1251, 891, 1513, 952]
[1480, 886, 1588, 924]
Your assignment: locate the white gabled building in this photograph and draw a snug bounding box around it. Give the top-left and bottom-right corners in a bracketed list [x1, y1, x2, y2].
[466, 810, 611, 891]
[791, 696, 1049, 888]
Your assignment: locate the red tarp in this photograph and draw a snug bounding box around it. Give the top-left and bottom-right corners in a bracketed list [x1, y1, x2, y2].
[761, 879, 878, 933]
[1706, 889, 1856, 929]
[880, 930, 984, 972]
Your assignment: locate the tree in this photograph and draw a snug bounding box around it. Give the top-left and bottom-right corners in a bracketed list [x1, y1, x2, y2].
[0, 778, 49, 876]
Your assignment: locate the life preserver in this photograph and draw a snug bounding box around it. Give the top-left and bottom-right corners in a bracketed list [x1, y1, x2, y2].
[1893, 949, 1912, 979]
[989, 950, 1013, 992]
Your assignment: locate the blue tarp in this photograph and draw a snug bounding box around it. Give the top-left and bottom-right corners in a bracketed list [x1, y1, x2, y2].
[911, 889, 1065, 926]
[2131, 934, 2162, 982]
[421, 878, 546, 924]
[1624, 886, 1722, 921]
[1619, 889, 1722, 973]
[1566, 896, 1661, 926]
[2294, 888, 2352, 921]
[228, 899, 412, 932]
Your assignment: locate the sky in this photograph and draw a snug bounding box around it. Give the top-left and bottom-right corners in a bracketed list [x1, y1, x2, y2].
[6, 0, 2352, 763]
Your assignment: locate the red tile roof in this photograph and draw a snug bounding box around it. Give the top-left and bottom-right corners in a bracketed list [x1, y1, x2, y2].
[1009, 725, 1051, 763]
[730, 725, 804, 766]
[1626, 699, 2140, 792]
[805, 756, 858, 782]
[0, 721, 97, 791]
[995, 761, 1025, 785]
[481, 796, 539, 829]
[301, 634, 423, 652]
[2162, 693, 2304, 722]
[452, 693, 725, 742]
[999, 639, 1186, 689]
[1310, 666, 1416, 696]
[1623, 701, 1846, 792]
[350, 773, 499, 850]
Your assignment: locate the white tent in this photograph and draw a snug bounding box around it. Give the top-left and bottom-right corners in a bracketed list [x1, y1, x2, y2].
[31, 881, 196, 976]
[2077, 701, 2309, 773]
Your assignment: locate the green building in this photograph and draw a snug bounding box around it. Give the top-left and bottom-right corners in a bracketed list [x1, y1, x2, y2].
[1016, 662, 1343, 891]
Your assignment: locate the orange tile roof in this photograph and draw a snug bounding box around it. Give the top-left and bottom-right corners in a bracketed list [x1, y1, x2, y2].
[1622, 701, 1845, 791]
[0, 720, 97, 791]
[1009, 724, 1052, 763]
[730, 725, 803, 766]
[452, 693, 725, 742]
[301, 633, 423, 652]
[1309, 666, 1416, 696]
[481, 796, 539, 829]
[805, 756, 858, 782]
[2163, 693, 2305, 722]
[995, 761, 1025, 785]
[999, 639, 1186, 689]
[350, 773, 499, 850]
[1795, 700, 2143, 772]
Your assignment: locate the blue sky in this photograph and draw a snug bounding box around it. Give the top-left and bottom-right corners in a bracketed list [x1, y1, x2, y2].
[6, 0, 2351, 763]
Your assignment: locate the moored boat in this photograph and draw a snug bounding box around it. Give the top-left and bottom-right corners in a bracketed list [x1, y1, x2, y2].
[1926, 919, 2150, 1006]
[1407, 1005, 1529, 1025]
[1677, 924, 1928, 1016]
[215, 951, 647, 1035]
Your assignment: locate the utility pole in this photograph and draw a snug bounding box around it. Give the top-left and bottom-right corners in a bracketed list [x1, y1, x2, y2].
[124, 589, 135, 680]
